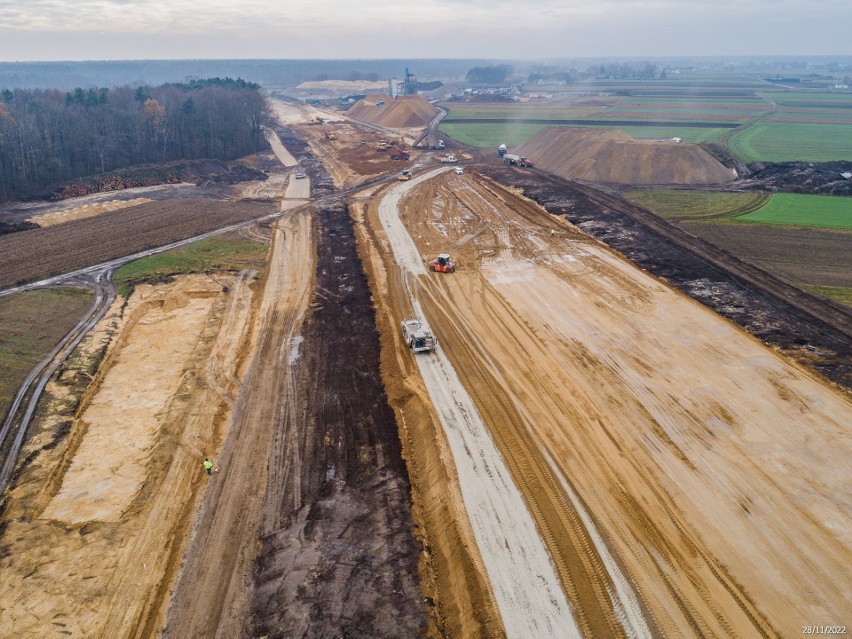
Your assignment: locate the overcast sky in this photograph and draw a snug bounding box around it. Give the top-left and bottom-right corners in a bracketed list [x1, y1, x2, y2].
[1, 0, 850, 62]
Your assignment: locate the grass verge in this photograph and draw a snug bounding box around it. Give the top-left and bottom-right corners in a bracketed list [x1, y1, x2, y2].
[114, 235, 268, 296]
[0, 288, 94, 419]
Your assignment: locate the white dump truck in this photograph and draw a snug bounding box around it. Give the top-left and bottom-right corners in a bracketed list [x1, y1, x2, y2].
[401, 319, 437, 353]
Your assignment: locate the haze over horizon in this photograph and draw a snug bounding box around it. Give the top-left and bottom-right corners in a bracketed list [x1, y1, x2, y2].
[1, 0, 850, 63]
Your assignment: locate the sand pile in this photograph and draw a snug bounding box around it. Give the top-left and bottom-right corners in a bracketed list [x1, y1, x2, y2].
[347, 94, 438, 128]
[516, 126, 736, 185]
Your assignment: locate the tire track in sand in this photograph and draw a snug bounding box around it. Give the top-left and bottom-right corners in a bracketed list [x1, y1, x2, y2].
[163, 209, 314, 638]
[378, 169, 580, 639]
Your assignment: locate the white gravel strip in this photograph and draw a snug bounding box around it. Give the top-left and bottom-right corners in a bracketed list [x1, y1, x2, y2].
[378, 169, 580, 639]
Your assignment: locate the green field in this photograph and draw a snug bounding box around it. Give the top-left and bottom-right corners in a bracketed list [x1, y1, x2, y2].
[440, 121, 729, 148]
[439, 122, 549, 148]
[625, 189, 769, 221]
[114, 235, 268, 296]
[728, 122, 852, 162]
[442, 105, 603, 120]
[440, 80, 852, 160]
[801, 285, 852, 306]
[627, 190, 851, 230]
[0, 288, 94, 419]
[735, 193, 852, 229]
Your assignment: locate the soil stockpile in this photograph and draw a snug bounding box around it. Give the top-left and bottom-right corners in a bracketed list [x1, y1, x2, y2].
[517, 126, 736, 185]
[347, 94, 438, 128]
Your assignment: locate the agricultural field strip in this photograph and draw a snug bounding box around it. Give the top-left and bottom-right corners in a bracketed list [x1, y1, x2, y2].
[0, 271, 114, 493]
[728, 121, 852, 162]
[0, 208, 286, 299]
[378, 168, 580, 639]
[442, 117, 738, 128]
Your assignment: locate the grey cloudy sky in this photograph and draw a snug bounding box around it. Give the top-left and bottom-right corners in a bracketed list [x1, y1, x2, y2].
[1, 0, 849, 61]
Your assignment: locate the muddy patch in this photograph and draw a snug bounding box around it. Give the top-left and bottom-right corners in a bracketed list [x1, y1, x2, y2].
[247, 202, 426, 638]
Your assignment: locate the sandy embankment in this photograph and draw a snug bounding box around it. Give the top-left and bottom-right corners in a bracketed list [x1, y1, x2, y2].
[0, 273, 257, 638]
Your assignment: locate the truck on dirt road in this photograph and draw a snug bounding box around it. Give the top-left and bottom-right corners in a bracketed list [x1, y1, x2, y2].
[498, 144, 507, 157]
[401, 319, 437, 353]
[390, 150, 410, 160]
[440, 155, 458, 164]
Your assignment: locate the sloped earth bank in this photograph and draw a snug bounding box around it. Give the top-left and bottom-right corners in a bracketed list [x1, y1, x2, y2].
[363, 169, 851, 637]
[481, 165, 852, 389]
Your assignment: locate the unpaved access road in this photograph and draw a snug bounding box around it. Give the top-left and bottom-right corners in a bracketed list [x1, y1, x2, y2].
[366, 168, 852, 638]
[378, 169, 580, 638]
[163, 209, 315, 637]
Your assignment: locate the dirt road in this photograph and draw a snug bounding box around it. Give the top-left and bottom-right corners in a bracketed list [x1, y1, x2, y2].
[378, 169, 579, 638]
[163, 209, 314, 637]
[365, 169, 852, 637]
[264, 126, 300, 167]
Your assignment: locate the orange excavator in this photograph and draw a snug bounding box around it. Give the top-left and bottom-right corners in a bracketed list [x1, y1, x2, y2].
[429, 253, 455, 273]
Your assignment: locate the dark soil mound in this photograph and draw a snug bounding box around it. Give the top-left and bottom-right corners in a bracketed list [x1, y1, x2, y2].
[739, 161, 852, 195]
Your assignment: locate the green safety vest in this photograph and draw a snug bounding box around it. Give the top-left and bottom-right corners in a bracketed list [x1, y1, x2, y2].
[203, 460, 213, 469]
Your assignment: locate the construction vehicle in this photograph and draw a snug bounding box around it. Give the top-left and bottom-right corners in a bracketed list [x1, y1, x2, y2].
[455, 166, 464, 175]
[440, 155, 458, 164]
[325, 131, 337, 140]
[429, 253, 455, 273]
[504, 154, 520, 165]
[498, 144, 507, 157]
[402, 169, 411, 176]
[401, 319, 437, 353]
[437, 140, 445, 149]
[390, 150, 410, 160]
[518, 156, 533, 167]
[398, 174, 410, 181]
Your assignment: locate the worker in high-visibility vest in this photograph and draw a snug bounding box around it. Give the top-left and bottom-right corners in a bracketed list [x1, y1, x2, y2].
[203, 458, 214, 475]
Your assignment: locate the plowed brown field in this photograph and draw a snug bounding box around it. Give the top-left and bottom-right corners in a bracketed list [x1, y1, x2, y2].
[516, 126, 736, 185]
[0, 199, 274, 288]
[360, 168, 852, 638]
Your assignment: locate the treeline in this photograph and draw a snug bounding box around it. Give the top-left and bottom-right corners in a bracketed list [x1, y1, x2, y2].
[465, 65, 514, 84]
[0, 77, 270, 202]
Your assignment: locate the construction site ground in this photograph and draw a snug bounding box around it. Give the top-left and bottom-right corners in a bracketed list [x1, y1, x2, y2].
[0, 98, 849, 639]
[360, 168, 851, 637]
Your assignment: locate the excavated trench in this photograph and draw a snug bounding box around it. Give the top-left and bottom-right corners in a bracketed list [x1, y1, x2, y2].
[245, 203, 426, 638]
